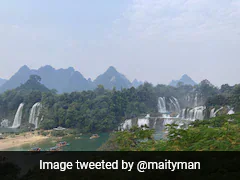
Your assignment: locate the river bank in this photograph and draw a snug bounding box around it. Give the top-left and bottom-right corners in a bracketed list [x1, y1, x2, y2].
[0, 129, 110, 151]
[0, 131, 49, 150]
[0, 129, 69, 150]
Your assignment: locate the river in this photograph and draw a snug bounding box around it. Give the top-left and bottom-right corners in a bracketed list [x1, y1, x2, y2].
[5, 133, 110, 151]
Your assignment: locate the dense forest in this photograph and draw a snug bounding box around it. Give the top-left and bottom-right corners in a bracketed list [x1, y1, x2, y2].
[0, 75, 240, 134]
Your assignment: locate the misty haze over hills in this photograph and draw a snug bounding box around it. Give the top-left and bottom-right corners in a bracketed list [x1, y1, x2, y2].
[0, 65, 201, 94]
[0, 65, 145, 94]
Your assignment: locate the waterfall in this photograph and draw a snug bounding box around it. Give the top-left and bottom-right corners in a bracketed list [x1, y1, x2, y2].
[173, 97, 181, 112]
[29, 102, 42, 129]
[163, 119, 173, 126]
[210, 107, 223, 118]
[194, 93, 198, 107]
[153, 119, 157, 129]
[137, 118, 149, 128]
[158, 97, 167, 113]
[189, 109, 195, 120]
[40, 116, 44, 122]
[145, 114, 150, 118]
[171, 96, 181, 113]
[194, 106, 205, 120]
[162, 113, 172, 126]
[186, 95, 190, 102]
[119, 116, 150, 131]
[210, 108, 215, 118]
[158, 96, 181, 114]
[181, 106, 206, 121]
[11, 103, 24, 128]
[228, 109, 235, 115]
[180, 109, 186, 119]
[121, 119, 132, 131]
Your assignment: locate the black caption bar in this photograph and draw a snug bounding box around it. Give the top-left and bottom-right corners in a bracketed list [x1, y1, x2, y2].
[1, 152, 240, 179]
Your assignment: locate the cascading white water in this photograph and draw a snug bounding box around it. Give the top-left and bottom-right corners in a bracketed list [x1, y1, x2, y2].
[153, 119, 157, 129]
[157, 96, 181, 127]
[158, 97, 167, 113]
[194, 106, 205, 120]
[162, 113, 172, 127]
[194, 93, 198, 107]
[181, 106, 206, 121]
[11, 103, 24, 128]
[137, 118, 149, 128]
[189, 109, 194, 119]
[120, 96, 195, 132]
[40, 116, 44, 122]
[215, 107, 223, 115]
[163, 118, 173, 126]
[210, 107, 223, 118]
[145, 114, 150, 118]
[29, 102, 42, 129]
[120, 118, 149, 131]
[169, 98, 177, 112]
[158, 96, 181, 114]
[171, 97, 181, 113]
[121, 119, 132, 130]
[181, 109, 186, 119]
[228, 109, 235, 115]
[210, 108, 215, 118]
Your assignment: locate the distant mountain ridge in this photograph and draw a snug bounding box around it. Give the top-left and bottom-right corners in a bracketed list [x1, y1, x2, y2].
[0, 65, 96, 94]
[94, 66, 132, 90]
[0, 65, 143, 93]
[169, 74, 197, 87]
[0, 78, 7, 86]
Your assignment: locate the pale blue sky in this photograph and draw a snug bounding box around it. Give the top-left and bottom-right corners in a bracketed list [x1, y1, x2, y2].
[0, 0, 240, 86]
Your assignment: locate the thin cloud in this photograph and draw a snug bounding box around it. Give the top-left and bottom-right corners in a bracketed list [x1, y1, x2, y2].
[106, 0, 240, 86]
[111, 0, 240, 41]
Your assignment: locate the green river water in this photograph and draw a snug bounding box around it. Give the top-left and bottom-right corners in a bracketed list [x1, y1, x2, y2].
[5, 133, 110, 151]
[3, 132, 164, 151]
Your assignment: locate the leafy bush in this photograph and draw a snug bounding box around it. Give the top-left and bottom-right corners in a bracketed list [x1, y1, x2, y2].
[51, 131, 66, 137]
[41, 131, 49, 136]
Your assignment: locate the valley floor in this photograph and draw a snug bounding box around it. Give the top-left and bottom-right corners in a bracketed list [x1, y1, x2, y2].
[0, 132, 49, 150]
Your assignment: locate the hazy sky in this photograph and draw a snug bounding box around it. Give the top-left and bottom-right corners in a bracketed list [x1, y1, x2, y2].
[0, 0, 240, 86]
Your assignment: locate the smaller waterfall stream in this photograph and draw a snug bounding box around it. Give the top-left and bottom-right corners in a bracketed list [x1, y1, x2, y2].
[121, 119, 132, 130]
[137, 119, 149, 128]
[210, 107, 223, 118]
[210, 108, 215, 118]
[228, 109, 235, 115]
[11, 103, 24, 128]
[181, 106, 206, 120]
[158, 96, 181, 114]
[168, 97, 181, 113]
[194, 93, 198, 107]
[29, 102, 42, 129]
[158, 97, 167, 113]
